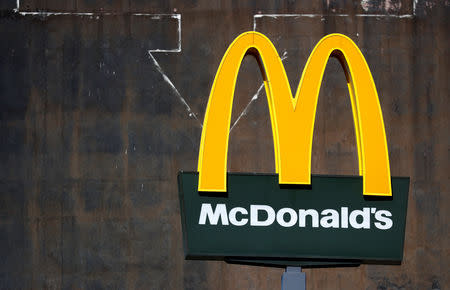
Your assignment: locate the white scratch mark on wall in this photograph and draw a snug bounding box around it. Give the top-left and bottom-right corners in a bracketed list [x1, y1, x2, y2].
[229, 83, 265, 133]
[148, 14, 181, 53]
[355, 13, 413, 18]
[253, 11, 414, 30]
[178, 14, 182, 51]
[280, 50, 288, 61]
[14, 0, 181, 53]
[14, 0, 19, 12]
[254, 14, 347, 18]
[148, 51, 202, 127]
[229, 50, 288, 133]
[18, 11, 96, 16]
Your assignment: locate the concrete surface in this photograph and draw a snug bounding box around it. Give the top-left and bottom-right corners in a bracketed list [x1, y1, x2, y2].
[0, 0, 448, 289]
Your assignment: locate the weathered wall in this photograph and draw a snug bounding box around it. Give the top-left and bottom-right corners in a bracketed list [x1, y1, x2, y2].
[0, 0, 448, 289]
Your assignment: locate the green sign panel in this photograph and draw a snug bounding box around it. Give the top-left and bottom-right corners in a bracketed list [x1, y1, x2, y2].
[178, 172, 409, 267]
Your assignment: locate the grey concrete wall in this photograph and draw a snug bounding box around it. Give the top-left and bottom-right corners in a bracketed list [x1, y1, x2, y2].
[0, 0, 448, 289]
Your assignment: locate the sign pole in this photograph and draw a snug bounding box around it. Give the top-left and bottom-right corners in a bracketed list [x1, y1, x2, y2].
[281, 267, 306, 290]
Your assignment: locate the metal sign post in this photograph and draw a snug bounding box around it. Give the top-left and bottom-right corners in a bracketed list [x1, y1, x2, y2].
[282, 267, 306, 290]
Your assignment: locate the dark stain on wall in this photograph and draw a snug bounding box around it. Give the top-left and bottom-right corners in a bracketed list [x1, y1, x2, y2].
[0, 0, 448, 289]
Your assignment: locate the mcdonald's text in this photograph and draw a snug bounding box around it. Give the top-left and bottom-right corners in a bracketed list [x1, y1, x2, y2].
[198, 203, 393, 230]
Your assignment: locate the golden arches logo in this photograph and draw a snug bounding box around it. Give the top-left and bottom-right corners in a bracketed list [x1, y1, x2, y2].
[198, 32, 391, 196]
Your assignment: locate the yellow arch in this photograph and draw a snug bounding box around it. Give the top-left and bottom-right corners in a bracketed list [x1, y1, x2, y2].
[198, 32, 391, 196]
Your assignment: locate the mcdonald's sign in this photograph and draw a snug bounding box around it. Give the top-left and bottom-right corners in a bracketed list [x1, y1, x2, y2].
[178, 32, 409, 266]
